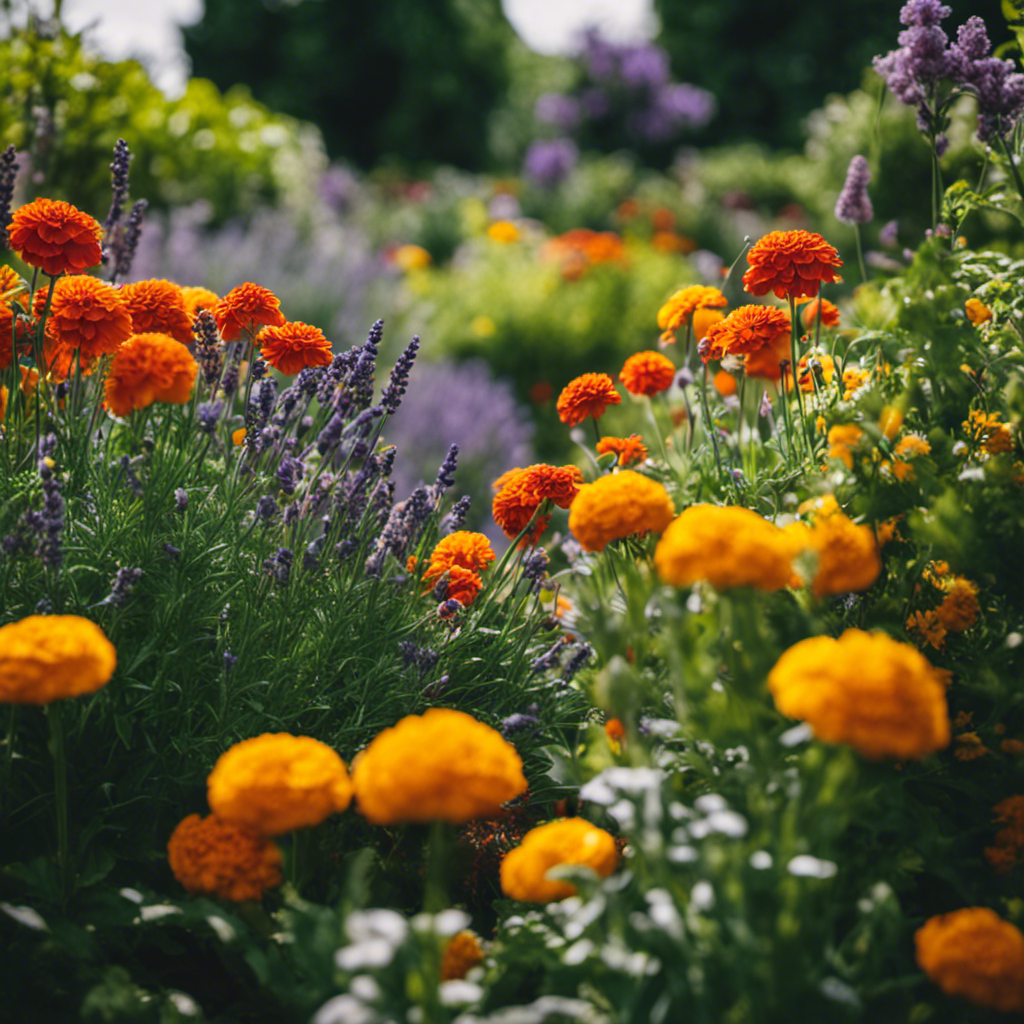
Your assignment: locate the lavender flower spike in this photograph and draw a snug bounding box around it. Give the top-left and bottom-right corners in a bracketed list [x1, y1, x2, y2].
[380, 335, 420, 415]
[103, 139, 132, 241]
[0, 145, 18, 249]
[835, 156, 874, 224]
[112, 199, 147, 283]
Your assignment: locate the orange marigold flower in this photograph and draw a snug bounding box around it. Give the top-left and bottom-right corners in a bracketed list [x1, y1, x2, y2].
[907, 609, 947, 650]
[657, 285, 728, 343]
[769, 629, 950, 759]
[556, 372, 621, 426]
[213, 282, 286, 342]
[181, 286, 220, 318]
[119, 279, 194, 346]
[827, 424, 863, 469]
[964, 409, 1015, 454]
[390, 244, 432, 272]
[800, 297, 840, 330]
[842, 366, 871, 399]
[804, 510, 881, 599]
[0, 615, 117, 704]
[954, 731, 989, 761]
[493, 476, 550, 546]
[714, 304, 791, 357]
[439, 565, 485, 607]
[258, 320, 333, 375]
[492, 463, 584, 545]
[1002, 739, 1024, 757]
[691, 307, 726, 343]
[8, 198, 103, 276]
[699, 318, 733, 364]
[352, 708, 527, 825]
[500, 818, 619, 903]
[424, 531, 496, 584]
[596, 434, 648, 466]
[965, 297, 993, 326]
[487, 220, 520, 244]
[0, 302, 34, 370]
[788, 352, 835, 394]
[441, 931, 486, 980]
[936, 577, 980, 632]
[619, 350, 675, 397]
[654, 505, 799, 591]
[742, 229, 843, 299]
[104, 333, 198, 417]
[44, 275, 133, 361]
[605, 718, 626, 742]
[743, 334, 790, 381]
[915, 908, 1024, 1012]
[568, 470, 675, 553]
[167, 814, 282, 902]
[208, 733, 353, 836]
[713, 369, 737, 397]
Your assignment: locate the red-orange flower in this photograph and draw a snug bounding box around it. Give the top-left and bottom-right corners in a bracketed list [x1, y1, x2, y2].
[258, 320, 333, 375]
[424, 531, 496, 584]
[8, 198, 103, 276]
[181, 286, 220, 319]
[119, 279, 194, 346]
[743, 230, 843, 299]
[438, 565, 485, 607]
[657, 285, 728, 343]
[713, 305, 791, 356]
[44, 275, 133, 361]
[619, 351, 676, 397]
[492, 464, 584, 545]
[597, 434, 648, 466]
[0, 304, 34, 370]
[699, 318, 732, 364]
[213, 282, 286, 342]
[104, 333, 198, 416]
[800, 298, 840, 330]
[556, 373, 621, 426]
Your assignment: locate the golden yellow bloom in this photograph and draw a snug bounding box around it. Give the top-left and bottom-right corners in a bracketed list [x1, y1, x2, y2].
[827, 425, 863, 469]
[352, 709, 527, 825]
[568, 471, 675, 553]
[768, 629, 949, 759]
[841, 366, 871, 400]
[916, 908, 1024, 1012]
[888, 433, 931, 481]
[804, 511, 881, 599]
[655, 505, 799, 591]
[0, 615, 116, 704]
[796, 494, 839, 521]
[936, 577, 980, 632]
[657, 285, 727, 344]
[167, 814, 282, 902]
[208, 733, 353, 836]
[391, 244, 432, 272]
[441, 931, 486, 980]
[487, 221, 520, 244]
[965, 298, 993, 325]
[500, 819, 619, 903]
[964, 409, 1014, 454]
[878, 405, 903, 441]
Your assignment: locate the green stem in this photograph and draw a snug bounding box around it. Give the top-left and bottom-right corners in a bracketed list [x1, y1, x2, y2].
[424, 820, 450, 913]
[1, 705, 16, 816]
[698, 366, 729, 497]
[787, 295, 810, 461]
[853, 224, 867, 285]
[995, 132, 1024, 205]
[47, 702, 71, 911]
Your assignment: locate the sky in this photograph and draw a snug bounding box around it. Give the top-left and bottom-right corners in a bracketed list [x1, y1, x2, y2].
[56, 0, 655, 94]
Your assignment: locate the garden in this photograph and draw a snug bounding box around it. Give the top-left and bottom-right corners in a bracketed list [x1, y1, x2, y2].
[2, 0, 1024, 1020]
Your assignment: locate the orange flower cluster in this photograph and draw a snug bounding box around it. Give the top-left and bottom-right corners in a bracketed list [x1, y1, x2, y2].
[352, 708, 527, 825]
[423, 531, 496, 608]
[556, 373, 622, 426]
[841, 366, 871, 399]
[258, 321, 333, 375]
[907, 609, 947, 650]
[769, 629, 949, 759]
[568, 470, 675, 553]
[213, 282, 286, 342]
[742, 229, 843, 299]
[542, 229, 626, 280]
[492, 464, 584, 545]
[208, 733, 353, 836]
[985, 796, 1024, 874]
[167, 814, 282, 902]
[797, 510, 881, 599]
[619, 350, 676, 397]
[119, 279, 194, 346]
[788, 352, 835, 394]
[181, 286, 219, 319]
[826, 424, 864, 469]
[596, 434, 648, 466]
[915, 908, 1024, 1012]
[0, 614, 117, 704]
[657, 285, 728, 344]
[963, 409, 1015, 455]
[104, 333, 198, 417]
[44, 275, 133, 363]
[799, 297, 840, 330]
[8, 198, 103, 276]
[710, 304, 791, 358]
[965, 297, 993, 326]
[500, 818, 619, 903]
[442, 932, 486, 980]
[886, 433, 931, 482]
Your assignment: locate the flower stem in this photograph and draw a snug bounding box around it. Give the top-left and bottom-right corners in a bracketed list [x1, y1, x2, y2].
[47, 702, 71, 912]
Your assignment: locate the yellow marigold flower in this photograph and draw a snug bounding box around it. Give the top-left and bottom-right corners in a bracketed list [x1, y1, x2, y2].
[964, 409, 1014, 454]
[657, 285, 727, 344]
[208, 733, 353, 836]
[873, 516, 900, 547]
[654, 505, 799, 591]
[915, 908, 1024, 1012]
[936, 577, 979, 632]
[181, 286, 219, 318]
[0, 615, 116, 704]
[619, 350, 676, 397]
[878, 405, 903, 441]
[167, 814, 282, 902]
[907, 609, 947, 650]
[768, 629, 950, 759]
[888, 433, 931, 482]
[841, 365, 871, 399]
[556, 373, 622, 426]
[805, 511, 881, 599]
[827, 424, 863, 469]
[104, 333, 198, 417]
[441, 931, 486, 980]
[965, 297, 993, 325]
[500, 819, 619, 903]
[487, 221, 519, 244]
[424, 531, 496, 585]
[352, 709, 527, 825]
[691, 307, 726, 343]
[797, 494, 840, 521]
[568, 471, 675, 553]
[787, 352, 835, 394]
[596, 434, 648, 466]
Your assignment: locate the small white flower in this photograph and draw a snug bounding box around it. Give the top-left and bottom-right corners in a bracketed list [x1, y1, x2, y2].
[167, 992, 200, 1017]
[690, 881, 715, 911]
[439, 980, 483, 1007]
[780, 723, 813, 747]
[205, 916, 236, 943]
[139, 905, 182, 922]
[951, 440, 968, 456]
[0, 902, 47, 931]
[344, 908, 408, 945]
[312, 995, 376, 1024]
[119, 887, 144, 905]
[788, 855, 838, 879]
[335, 938, 395, 971]
[1007, 632, 1022, 649]
[958, 465, 985, 481]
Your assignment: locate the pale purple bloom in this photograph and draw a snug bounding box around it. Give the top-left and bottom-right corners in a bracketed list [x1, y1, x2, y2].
[523, 138, 578, 188]
[105, 567, 142, 606]
[534, 93, 581, 131]
[835, 155, 874, 224]
[0, 145, 17, 248]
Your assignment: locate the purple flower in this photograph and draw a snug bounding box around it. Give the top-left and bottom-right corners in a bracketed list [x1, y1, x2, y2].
[104, 566, 142, 606]
[534, 93, 581, 131]
[835, 155, 874, 224]
[953, 18, 1024, 141]
[380, 334, 419, 415]
[880, 220, 900, 247]
[432, 443, 458, 503]
[501, 711, 541, 738]
[263, 547, 293, 585]
[0, 145, 17, 248]
[174, 488, 188, 513]
[561, 641, 593, 683]
[255, 495, 278, 522]
[197, 401, 223, 435]
[111, 200, 147, 284]
[102, 139, 132, 249]
[523, 138, 578, 189]
[618, 44, 671, 90]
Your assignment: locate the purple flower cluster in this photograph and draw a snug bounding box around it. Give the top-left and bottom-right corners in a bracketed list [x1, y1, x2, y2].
[523, 138, 579, 189]
[835, 155, 874, 224]
[874, 5, 1024, 142]
[0, 144, 19, 249]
